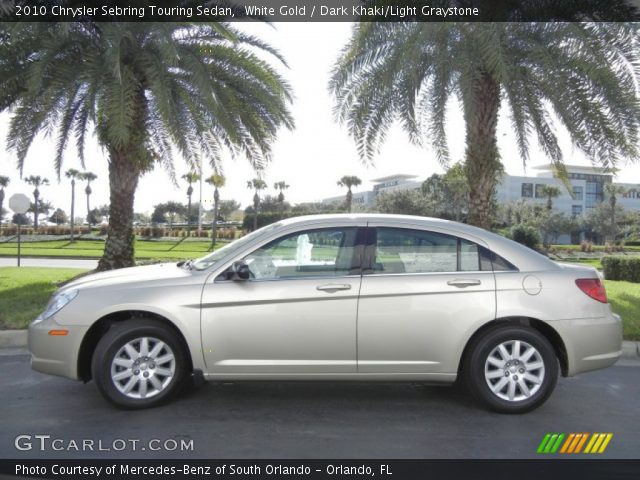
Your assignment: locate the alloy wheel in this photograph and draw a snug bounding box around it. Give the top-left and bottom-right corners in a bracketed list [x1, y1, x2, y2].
[110, 336, 176, 399]
[484, 340, 545, 402]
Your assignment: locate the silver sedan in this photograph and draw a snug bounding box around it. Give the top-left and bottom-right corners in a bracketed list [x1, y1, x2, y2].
[29, 214, 622, 413]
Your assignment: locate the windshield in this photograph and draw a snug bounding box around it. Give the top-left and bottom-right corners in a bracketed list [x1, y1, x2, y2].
[191, 222, 283, 271]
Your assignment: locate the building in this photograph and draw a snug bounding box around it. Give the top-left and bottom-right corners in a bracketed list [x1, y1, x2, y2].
[321, 166, 640, 243]
[497, 164, 608, 217]
[322, 174, 422, 208]
[324, 166, 640, 214]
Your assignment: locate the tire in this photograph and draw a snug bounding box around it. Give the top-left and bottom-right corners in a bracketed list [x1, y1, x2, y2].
[91, 318, 188, 409]
[463, 325, 558, 414]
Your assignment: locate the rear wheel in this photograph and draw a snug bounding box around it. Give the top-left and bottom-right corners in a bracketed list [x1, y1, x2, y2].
[92, 319, 188, 409]
[464, 325, 558, 413]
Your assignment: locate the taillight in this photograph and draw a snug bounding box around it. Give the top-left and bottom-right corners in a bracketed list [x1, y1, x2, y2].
[575, 278, 608, 303]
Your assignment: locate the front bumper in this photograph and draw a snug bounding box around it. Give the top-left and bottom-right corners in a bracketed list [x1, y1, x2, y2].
[28, 315, 89, 380]
[550, 309, 623, 377]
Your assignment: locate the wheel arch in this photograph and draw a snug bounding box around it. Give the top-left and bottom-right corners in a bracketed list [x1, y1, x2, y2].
[77, 310, 193, 382]
[458, 317, 569, 377]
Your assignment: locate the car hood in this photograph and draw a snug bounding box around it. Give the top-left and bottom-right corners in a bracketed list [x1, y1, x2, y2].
[61, 263, 194, 292]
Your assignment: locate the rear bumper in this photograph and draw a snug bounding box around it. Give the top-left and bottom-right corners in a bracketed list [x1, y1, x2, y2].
[28, 315, 87, 381]
[549, 310, 623, 376]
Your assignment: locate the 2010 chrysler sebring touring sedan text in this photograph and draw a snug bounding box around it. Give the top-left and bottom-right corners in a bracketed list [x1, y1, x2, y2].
[29, 215, 622, 413]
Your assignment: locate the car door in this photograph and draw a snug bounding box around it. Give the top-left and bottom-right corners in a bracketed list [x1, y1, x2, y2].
[200, 226, 363, 374]
[357, 225, 496, 374]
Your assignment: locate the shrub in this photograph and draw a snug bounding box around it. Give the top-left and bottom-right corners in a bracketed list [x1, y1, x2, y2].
[508, 224, 541, 250]
[242, 212, 295, 230]
[602, 256, 640, 283]
[580, 240, 593, 253]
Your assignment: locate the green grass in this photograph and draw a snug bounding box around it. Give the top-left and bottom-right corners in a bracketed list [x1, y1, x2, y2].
[605, 280, 640, 341]
[0, 239, 223, 260]
[0, 267, 88, 329]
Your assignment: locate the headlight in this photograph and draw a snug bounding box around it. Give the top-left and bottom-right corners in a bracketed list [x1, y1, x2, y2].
[40, 289, 79, 321]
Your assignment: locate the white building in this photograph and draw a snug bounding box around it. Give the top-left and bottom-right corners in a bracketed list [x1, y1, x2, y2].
[322, 174, 421, 208]
[322, 165, 640, 219]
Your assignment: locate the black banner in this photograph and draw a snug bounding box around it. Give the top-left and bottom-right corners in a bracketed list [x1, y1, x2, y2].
[1, 0, 639, 22]
[1, 460, 640, 480]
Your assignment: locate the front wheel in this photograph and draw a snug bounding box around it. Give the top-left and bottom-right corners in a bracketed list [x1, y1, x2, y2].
[92, 319, 188, 409]
[463, 325, 558, 414]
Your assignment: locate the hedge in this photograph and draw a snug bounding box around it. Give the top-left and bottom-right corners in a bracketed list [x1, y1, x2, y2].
[242, 212, 295, 230]
[0, 226, 91, 236]
[133, 226, 240, 240]
[602, 256, 640, 283]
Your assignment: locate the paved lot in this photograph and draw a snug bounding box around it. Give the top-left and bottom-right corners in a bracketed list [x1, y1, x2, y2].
[0, 258, 98, 269]
[0, 352, 638, 459]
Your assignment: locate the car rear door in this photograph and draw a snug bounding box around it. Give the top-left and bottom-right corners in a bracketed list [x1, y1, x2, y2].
[357, 224, 497, 374]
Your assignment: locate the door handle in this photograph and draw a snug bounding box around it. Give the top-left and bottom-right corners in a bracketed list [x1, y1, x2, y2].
[316, 284, 352, 292]
[447, 279, 481, 288]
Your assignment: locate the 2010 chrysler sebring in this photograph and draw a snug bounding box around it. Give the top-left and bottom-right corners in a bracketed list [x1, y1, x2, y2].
[29, 214, 622, 413]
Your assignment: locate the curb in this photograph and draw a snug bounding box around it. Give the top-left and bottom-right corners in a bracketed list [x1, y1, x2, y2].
[0, 330, 27, 348]
[0, 329, 638, 358]
[621, 340, 640, 358]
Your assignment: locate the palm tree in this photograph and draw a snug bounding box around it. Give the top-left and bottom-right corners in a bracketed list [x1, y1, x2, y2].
[273, 181, 290, 219]
[182, 172, 201, 231]
[539, 185, 562, 211]
[65, 169, 81, 242]
[1, 22, 293, 270]
[0, 175, 9, 232]
[331, 22, 640, 228]
[337, 176, 362, 213]
[78, 172, 97, 225]
[605, 183, 626, 243]
[24, 175, 48, 230]
[205, 174, 226, 250]
[247, 178, 268, 231]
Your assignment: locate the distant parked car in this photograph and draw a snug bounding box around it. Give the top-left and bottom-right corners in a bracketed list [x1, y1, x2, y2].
[29, 214, 622, 412]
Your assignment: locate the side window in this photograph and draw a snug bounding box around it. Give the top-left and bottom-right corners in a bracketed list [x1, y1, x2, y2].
[243, 228, 358, 280]
[374, 228, 458, 273]
[460, 239, 482, 271]
[480, 247, 518, 272]
[372, 228, 511, 274]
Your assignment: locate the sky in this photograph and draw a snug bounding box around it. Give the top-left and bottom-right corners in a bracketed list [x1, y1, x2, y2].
[2, 22, 640, 218]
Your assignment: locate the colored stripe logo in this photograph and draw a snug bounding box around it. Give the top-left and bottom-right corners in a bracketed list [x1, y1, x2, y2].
[537, 433, 613, 454]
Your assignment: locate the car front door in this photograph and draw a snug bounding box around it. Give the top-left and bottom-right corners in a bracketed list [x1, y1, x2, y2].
[200, 226, 363, 375]
[357, 225, 497, 375]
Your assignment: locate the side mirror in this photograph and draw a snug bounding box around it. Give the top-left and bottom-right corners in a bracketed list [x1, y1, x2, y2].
[231, 260, 251, 281]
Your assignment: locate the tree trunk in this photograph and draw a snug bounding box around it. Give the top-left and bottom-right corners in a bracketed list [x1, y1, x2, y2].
[85, 187, 91, 224]
[70, 180, 75, 242]
[97, 149, 140, 271]
[187, 194, 192, 231]
[211, 189, 219, 250]
[0, 188, 4, 233]
[346, 189, 353, 213]
[610, 196, 616, 243]
[464, 71, 502, 230]
[253, 193, 259, 231]
[33, 190, 40, 230]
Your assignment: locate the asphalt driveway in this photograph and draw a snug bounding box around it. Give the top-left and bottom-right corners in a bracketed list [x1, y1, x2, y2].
[0, 352, 638, 459]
